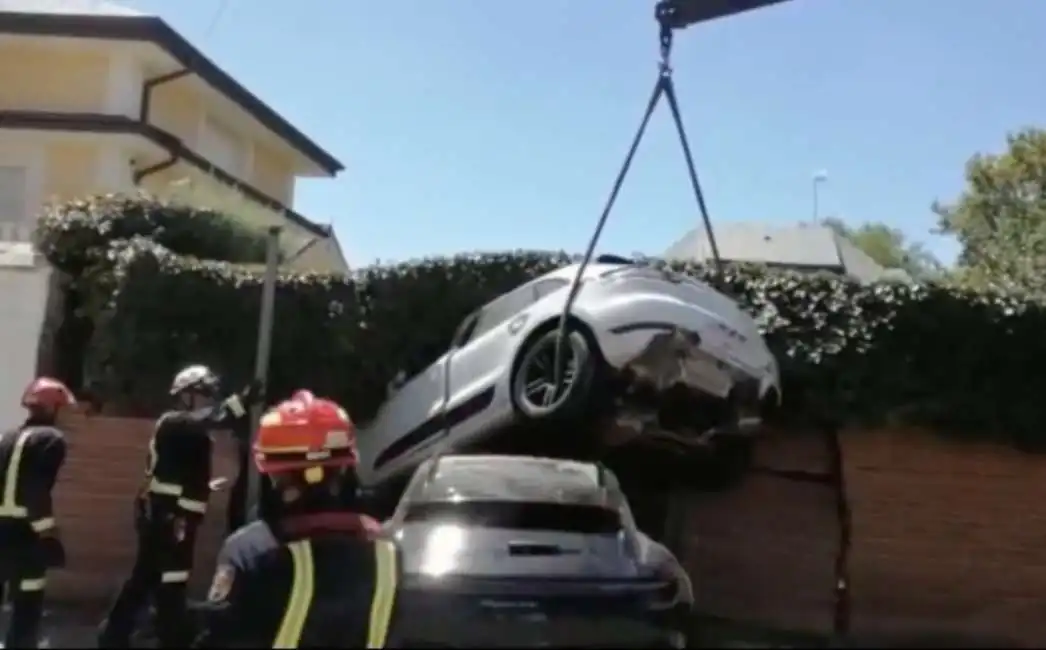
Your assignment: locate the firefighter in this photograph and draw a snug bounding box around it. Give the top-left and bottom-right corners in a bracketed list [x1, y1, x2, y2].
[226, 391, 313, 532]
[0, 377, 75, 649]
[98, 364, 255, 648]
[192, 392, 399, 648]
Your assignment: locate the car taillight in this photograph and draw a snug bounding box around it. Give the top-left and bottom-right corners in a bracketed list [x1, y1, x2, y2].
[647, 578, 683, 610]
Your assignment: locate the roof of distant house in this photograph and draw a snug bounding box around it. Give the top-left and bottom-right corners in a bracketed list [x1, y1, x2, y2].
[664, 221, 911, 284]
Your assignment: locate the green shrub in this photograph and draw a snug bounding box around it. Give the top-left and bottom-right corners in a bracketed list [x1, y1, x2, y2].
[35, 192, 271, 278]
[74, 239, 1046, 449]
[34, 194, 1046, 448]
[34, 193, 274, 390]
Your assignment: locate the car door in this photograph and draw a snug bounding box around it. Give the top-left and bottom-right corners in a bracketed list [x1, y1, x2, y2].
[443, 280, 556, 415]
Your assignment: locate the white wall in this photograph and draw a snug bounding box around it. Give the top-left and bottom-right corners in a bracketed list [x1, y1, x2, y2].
[0, 251, 52, 428]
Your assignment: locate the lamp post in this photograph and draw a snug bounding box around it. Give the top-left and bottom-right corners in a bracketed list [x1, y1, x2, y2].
[812, 170, 828, 223]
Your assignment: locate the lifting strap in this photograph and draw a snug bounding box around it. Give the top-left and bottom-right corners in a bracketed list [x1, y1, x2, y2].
[552, 3, 724, 389]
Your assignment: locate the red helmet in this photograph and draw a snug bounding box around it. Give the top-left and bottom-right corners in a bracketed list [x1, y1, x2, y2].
[253, 393, 357, 479]
[21, 377, 76, 411]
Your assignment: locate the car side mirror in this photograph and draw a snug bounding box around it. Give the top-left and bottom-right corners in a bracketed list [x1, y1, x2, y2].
[385, 370, 407, 399]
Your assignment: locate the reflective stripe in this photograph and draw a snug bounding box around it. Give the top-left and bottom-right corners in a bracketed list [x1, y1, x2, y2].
[31, 517, 55, 533]
[0, 429, 33, 518]
[19, 577, 45, 592]
[273, 540, 315, 648]
[223, 395, 246, 418]
[366, 540, 398, 649]
[254, 445, 311, 454]
[176, 497, 207, 514]
[148, 479, 182, 496]
[161, 571, 189, 583]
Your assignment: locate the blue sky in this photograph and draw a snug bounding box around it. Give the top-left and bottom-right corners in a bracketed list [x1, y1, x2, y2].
[129, 0, 1044, 267]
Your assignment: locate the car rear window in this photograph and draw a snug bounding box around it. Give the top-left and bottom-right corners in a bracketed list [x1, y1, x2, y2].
[403, 500, 622, 534]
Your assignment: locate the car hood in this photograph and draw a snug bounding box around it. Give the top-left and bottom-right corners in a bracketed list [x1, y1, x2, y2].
[392, 522, 653, 580]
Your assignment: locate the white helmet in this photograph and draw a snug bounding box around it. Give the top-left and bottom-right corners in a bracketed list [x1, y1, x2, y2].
[170, 364, 220, 396]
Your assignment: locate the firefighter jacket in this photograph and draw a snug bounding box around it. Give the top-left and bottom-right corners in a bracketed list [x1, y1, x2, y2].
[139, 393, 249, 524]
[0, 421, 67, 572]
[193, 508, 397, 648]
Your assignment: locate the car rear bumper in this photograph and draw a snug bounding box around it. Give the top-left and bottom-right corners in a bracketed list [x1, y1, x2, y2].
[391, 582, 689, 648]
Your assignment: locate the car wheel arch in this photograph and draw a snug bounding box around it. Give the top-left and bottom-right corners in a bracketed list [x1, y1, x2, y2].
[511, 314, 604, 376]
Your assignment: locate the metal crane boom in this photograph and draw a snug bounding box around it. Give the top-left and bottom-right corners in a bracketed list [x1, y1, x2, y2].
[655, 0, 793, 30]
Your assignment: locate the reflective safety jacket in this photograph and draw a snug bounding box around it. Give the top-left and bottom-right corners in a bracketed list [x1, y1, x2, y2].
[0, 422, 67, 571]
[194, 511, 398, 648]
[138, 409, 216, 522]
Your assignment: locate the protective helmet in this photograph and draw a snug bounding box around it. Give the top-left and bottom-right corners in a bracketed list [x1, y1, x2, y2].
[253, 394, 357, 481]
[21, 377, 76, 410]
[170, 364, 220, 397]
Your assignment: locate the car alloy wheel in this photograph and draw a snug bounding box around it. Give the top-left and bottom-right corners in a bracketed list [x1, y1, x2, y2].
[513, 330, 587, 417]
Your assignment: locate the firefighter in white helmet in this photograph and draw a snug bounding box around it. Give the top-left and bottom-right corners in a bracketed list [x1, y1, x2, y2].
[99, 364, 260, 648]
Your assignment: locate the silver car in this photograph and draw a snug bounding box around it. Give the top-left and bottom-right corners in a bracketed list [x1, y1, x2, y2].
[357, 256, 781, 490]
[383, 454, 693, 648]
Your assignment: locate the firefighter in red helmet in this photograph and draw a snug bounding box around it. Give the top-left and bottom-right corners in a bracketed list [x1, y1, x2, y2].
[0, 377, 75, 648]
[193, 392, 400, 648]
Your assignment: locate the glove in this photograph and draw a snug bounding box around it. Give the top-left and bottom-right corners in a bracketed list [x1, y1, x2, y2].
[239, 379, 265, 406]
[220, 394, 247, 419]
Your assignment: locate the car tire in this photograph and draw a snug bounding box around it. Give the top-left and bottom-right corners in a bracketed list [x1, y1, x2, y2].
[510, 325, 598, 422]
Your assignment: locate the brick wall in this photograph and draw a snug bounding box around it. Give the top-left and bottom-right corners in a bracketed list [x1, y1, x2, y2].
[50, 413, 237, 614]
[40, 416, 1046, 644]
[675, 428, 1046, 647]
[676, 431, 838, 635]
[843, 429, 1046, 646]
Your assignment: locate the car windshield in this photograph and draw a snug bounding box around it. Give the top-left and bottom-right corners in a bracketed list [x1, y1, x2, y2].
[403, 500, 622, 534]
[421, 457, 604, 505]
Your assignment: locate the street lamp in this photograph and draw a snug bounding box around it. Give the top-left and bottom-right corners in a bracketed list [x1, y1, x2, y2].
[812, 170, 828, 224]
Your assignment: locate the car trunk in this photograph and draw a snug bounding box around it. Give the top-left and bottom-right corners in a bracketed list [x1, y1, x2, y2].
[391, 501, 682, 647]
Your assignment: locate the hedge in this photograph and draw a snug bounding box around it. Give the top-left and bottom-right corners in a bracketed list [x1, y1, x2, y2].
[35, 195, 1046, 449]
[33, 193, 274, 389]
[35, 192, 271, 280]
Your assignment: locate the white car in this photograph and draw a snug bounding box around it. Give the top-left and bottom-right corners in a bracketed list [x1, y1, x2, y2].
[355, 256, 781, 489]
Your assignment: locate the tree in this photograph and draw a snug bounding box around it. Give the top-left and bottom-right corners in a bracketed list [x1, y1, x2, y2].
[934, 128, 1046, 296]
[822, 217, 942, 279]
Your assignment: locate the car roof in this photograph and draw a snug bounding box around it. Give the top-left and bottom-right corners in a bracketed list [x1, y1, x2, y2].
[412, 454, 609, 506]
[541, 262, 625, 283]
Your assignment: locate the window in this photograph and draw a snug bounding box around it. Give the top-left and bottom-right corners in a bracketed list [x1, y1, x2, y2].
[0, 165, 27, 225]
[468, 277, 570, 341]
[403, 501, 621, 534]
[450, 310, 481, 348]
[199, 116, 248, 178]
[531, 277, 569, 300]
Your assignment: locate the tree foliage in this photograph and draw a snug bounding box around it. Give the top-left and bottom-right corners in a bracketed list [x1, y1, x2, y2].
[934, 128, 1046, 297]
[823, 217, 941, 280]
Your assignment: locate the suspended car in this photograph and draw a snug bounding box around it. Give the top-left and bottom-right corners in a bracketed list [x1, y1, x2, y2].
[382, 454, 693, 648]
[354, 255, 780, 491]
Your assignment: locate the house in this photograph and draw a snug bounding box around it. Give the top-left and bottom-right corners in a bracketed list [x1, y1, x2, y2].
[663, 222, 911, 284]
[0, 0, 348, 272]
[0, 0, 348, 431]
